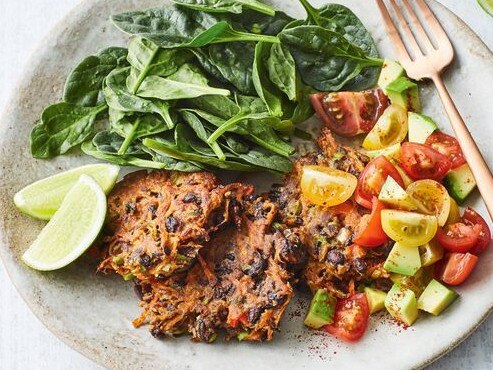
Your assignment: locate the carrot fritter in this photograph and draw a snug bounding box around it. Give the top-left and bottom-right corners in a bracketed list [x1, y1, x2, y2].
[98, 170, 254, 280]
[271, 127, 392, 298]
[132, 196, 306, 342]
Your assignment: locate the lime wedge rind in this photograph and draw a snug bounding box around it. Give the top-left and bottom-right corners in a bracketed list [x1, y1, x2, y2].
[14, 164, 119, 220]
[21, 175, 107, 271]
[478, 0, 493, 17]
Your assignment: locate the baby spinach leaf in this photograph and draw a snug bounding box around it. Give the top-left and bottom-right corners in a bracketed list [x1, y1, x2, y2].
[180, 110, 225, 160]
[136, 64, 231, 100]
[143, 137, 257, 172]
[141, 145, 205, 172]
[279, 25, 382, 92]
[126, 37, 191, 93]
[190, 95, 241, 119]
[208, 42, 256, 94]
[234, 146, 292, 173]
[172, 0, 276, 16]
[207, 111, 273, 143]
[232, 10, 293, 36]
[104, 67, 173, 122]
[111, 114, 169, 155]
[81, 139, 165, 169]
[252, 42, 283, 117]
[267, 43, 297, 101]
[92, 130, 144, 155]
[298, 0, 378, 57]
[63, 47, 129, 107]
[30, 102, 107, 159]
[111, 6, 280, 49]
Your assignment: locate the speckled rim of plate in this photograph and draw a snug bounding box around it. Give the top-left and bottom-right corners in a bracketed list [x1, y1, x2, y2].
[0, 0, 492, 369]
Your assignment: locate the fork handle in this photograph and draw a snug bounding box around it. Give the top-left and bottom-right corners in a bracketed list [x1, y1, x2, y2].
[431, 73, 493, 220]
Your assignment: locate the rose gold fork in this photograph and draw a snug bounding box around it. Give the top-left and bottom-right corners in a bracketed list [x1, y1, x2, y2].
[376, 0, 493, 220]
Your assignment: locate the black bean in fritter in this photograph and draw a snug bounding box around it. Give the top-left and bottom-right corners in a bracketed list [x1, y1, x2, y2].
[353, 258, 367, 274]
[140, 254, 152, 268]
[247, 307, 263, 324]
[225, 252, 235, 261]
[195, 317, 215, 342]
[213, 282, 235, 300]
[266, 292, 288, 308]
[326, 249, 346, 265]
[165, 216, 180, 232]
[215, 263, 232, 277]
[278, 235, 307, 270]
[322, 223, 340, 238]
[125, 202, 136, 214]
[245, 252, 267, 279]
[148, 204, 158, 218]
[151, 326, 164, 339]
[183, 193, 201, 204]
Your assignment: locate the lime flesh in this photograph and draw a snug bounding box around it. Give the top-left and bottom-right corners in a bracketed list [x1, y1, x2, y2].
[14, 164, 119, 220]
[22, 175, 107, 271]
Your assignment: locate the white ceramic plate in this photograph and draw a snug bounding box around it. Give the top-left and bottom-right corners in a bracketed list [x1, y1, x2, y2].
[1, 1, 493, 369]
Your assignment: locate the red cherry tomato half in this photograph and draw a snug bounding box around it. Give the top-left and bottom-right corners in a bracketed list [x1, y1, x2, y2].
[436, 252, 478, 286]
[353, 198, 388, 247]
[355, 155, 404, 209]
[310, 88, 389, 137]
[425, 132, 466, 169]
[324, 293, 370, 341]
[462, 207, 492, 255]
[400, 142, 453, 181]
[436, 223, 481, 253]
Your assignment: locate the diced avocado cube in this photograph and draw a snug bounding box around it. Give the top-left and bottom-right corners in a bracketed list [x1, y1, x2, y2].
[408, 112, 438, 144]
[385, 283, 419, 326]
[390, 267, 434, 297]
[365, 143, 401, 161]
[378, 176, 418, 211]
[365, 287, 387, 314]
[443, 164, 477, 204]
[419, 239, 444, 267]
[417, 279, 458, 316]
[386, 77, 421, 112]
[384, 242, 422, 276]
[391, 160, 414, 188]
[378, 59, 406, 90]
[304, 289, 336, 329]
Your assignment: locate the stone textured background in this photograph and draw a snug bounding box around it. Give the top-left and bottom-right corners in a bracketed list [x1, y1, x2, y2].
[0, 0, 492, 369]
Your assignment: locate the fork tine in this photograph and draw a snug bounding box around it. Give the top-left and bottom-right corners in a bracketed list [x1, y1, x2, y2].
[401, 0, 435, 52]
[388, 0, 423, 57]
[375, 0, 412, 63]
[415, 0, 452, 45]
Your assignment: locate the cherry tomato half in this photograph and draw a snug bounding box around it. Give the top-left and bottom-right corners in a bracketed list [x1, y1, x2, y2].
[425, 132, 466, 169]
[436, 223, 481, 253]
[437, 252, 478, 286]
[463, 207, 492, 255]
[400, 142, 452, 181]
[353, 198, 388, 247]
[324, 293, 370, 342]
[355, 155, 404, 209]
[310, 89, 389, 137]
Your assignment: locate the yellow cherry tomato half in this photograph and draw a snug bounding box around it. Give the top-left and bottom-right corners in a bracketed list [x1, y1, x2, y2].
[406, 180, 451, 226]
[381, 210, 438, 247]
[446, 198, 461, 226]
[301, 165, 357, 207]
[362, 104, 408, 150]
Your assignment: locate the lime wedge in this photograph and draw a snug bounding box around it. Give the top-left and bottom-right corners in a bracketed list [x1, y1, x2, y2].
[478, 0, 493, 17]
[14, 164, 119, 220]
[22, 175, 107, 271]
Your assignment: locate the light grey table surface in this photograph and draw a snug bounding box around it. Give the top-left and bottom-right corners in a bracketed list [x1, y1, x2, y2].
[0, 1, 492, 369]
